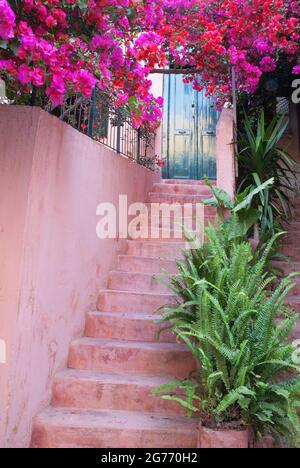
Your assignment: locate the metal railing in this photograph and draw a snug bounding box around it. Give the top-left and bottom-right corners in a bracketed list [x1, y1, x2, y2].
[59, 87, 153, 168]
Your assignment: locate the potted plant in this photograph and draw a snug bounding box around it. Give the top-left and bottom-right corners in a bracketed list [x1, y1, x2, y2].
[154, 219, 300, 448]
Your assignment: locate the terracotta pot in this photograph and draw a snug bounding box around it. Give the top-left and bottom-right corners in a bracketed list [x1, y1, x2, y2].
[197, 423, 249, 449]
[251, 434, 276, 449]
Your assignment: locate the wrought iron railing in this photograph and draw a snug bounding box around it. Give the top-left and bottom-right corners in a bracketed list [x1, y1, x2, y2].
[59, 87, 153, 167]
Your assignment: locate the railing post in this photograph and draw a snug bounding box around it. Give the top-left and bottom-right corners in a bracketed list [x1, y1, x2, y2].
[116, 109, 121, 154]
[88, 87, 96, 138]
[137, 127, 141, 163]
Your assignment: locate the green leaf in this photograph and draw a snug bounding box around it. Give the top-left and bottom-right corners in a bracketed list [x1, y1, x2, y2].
[233, 177, 274, 212]
[161, 396, 199, 415]
[0, 40, 8, 50]
[78, 0, 89, 12]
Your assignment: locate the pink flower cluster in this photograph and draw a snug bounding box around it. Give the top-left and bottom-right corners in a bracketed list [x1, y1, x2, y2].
[0, 0, 299, 127]
[0, 0, 16, 40]
[292, 65, 300, 75]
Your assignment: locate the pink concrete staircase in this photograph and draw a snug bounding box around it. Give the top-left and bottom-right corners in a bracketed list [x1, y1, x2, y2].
[31, 179, 216, 448]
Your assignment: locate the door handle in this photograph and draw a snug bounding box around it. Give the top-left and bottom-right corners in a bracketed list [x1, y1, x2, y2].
[175, 129, 191, 135]
[203, 131, 215, 136]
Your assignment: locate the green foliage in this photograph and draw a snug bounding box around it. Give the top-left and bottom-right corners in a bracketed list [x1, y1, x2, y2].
[237, 110, 299, 239]
[203, 178, 274, 240]
[155, 220, 300, 445]
[203, 179, 288, 271]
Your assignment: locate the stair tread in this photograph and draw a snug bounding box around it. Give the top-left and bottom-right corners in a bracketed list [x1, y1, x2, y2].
[88, 310, 163, 320]
[117, 255, 178, 274]
[71, 337, 187, 351]
[119, 254, 176, 261]
[100, 289, 176, 297]
[55, 368, 176, 386]
[127, 240, 186, 246]
[34, 406, 197, 431]
[110, 270, 170, 278]
[163, 179, 215, 184]
[149, 192, 207, 199]
[156, 182, 210, 188]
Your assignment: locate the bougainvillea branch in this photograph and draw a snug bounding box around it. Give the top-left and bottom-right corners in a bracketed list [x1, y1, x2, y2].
[0, 0, 299, 128]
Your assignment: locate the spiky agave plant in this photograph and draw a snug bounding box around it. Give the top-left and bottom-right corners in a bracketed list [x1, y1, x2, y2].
[154, 220, 300, 445]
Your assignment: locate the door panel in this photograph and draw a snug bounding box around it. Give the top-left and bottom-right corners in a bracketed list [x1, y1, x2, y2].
[163, 75, 219, 180]
[163, 74, 196, 179]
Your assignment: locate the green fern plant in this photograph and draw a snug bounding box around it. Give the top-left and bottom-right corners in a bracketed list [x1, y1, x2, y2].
[154, 220, 300, 445]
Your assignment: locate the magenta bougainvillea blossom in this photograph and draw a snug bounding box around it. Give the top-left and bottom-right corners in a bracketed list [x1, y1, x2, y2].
[0, 0, 15, 39]
[0, 1, 299, 128]
[292, 65, 300, 75]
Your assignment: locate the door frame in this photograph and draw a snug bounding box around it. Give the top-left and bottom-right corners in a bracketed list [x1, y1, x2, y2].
[162, 74, 218, 180]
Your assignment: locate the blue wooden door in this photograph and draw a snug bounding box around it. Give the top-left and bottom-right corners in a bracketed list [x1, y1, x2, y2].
[163, 75, 219, 180]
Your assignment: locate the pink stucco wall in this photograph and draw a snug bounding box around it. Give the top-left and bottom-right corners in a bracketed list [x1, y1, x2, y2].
[216, 108, 236, 199]
[281, 104, 300, 162]
[0, 106, 160, 448]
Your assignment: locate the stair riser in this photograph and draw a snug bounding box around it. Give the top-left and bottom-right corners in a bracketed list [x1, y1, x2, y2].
[163, 179, 215, 186]
[139, 205, 216, 225]
[97, 291, 177, 313]
[31, 422, 198, 448]
[85, 313, 175, 343]
[280, 246, 300, 258]
[153, 184, 213, 196]
[284, 299, 300, 312]
[148, 192, 217, 207]
[117, 256, 178, 274]
[285, 282, 300, 296]
[128, 227, 205, 242]
[148, 216, 216, 230]
[272, 262, 300, 276]
[68, 343, 195, 378]
[108, 272, 171, 294]
[52, 378, 185, 416]
[127, 242, 185, 260]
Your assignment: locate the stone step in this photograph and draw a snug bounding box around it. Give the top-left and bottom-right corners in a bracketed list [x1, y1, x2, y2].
[148, 192, 212, 205]
[140, 203, 216, 222]
[128, 229, 190, 242]
[97, 290, 177, 314]
[148, 215, 216, 230]
[68, 338, 195, 378]
[128, 224, 208, 242]
[31, 407, 197, 448]
[117, 255, 178, 274]
[280, 245, 300, 259]
[272, 261, 300, 276]
[85, 311, 175, 343]
[282, 221, 300, 232]
[163, 179, 216, 186]
[136, 214, 215, 237]
[284, 298, 300, 312]
[281, 231, 299, 244]
[51, 369, 184, 416]
[108, 271, 171, 294]
[126, 240, 186, 260]
[152, 183, 212, 196]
